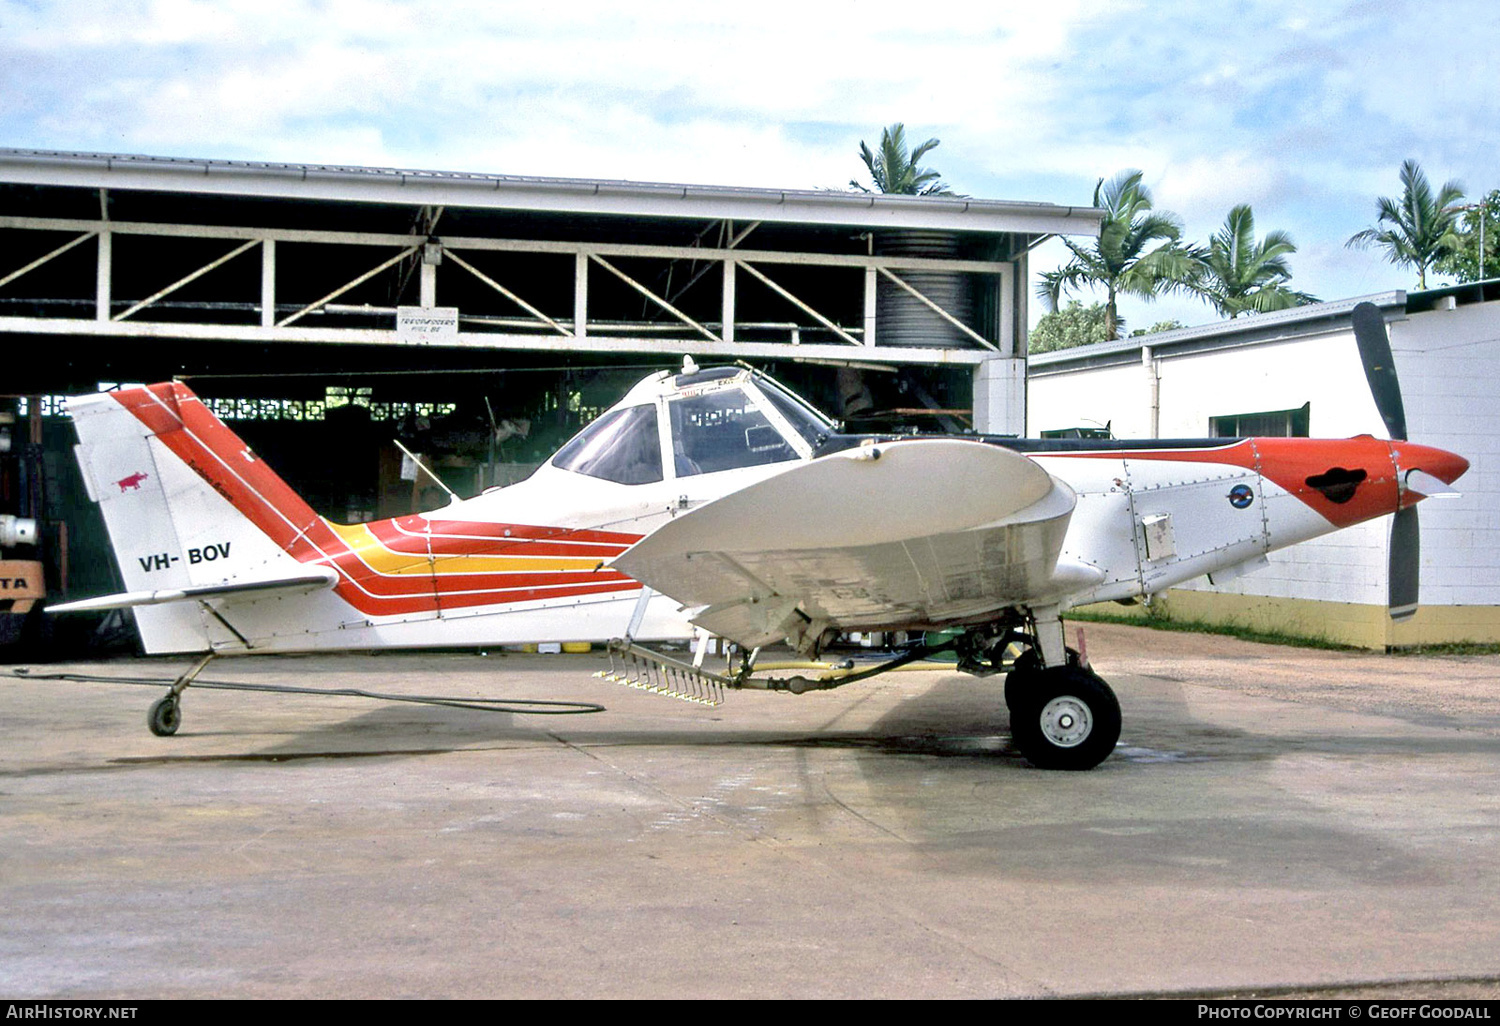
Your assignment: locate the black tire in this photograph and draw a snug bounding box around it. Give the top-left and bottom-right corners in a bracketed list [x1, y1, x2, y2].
[1011, 665, 1120, 770]
[1003, 650, 1040, 714]
[148, 696, 181, 737]
[1003, 647, 1080, 714]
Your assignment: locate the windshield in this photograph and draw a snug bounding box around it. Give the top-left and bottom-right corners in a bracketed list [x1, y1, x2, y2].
[551, 404, 663, 485]
[751, 376, 835, 446]
[668, 388, 798, 477]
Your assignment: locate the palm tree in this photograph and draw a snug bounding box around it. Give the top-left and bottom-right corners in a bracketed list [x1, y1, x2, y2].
[1037, 170, 1199, 340]
[850, 123, 954, 196]
[1346, 159, 1466, 289]
[1197, 205, 1317, 317]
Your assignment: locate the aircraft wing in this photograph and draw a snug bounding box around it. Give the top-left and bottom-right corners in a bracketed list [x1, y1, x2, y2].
[46, 567, 340, 614]
[612, 439, 1093, 650]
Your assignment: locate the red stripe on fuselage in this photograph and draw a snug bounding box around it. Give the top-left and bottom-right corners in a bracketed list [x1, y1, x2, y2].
[368, 516, 638, 558]
[314, 580, 643, 617]
[112, 384, 325, 550]
[109, 384, 646, 617]
[1040, 436, 1401, 529]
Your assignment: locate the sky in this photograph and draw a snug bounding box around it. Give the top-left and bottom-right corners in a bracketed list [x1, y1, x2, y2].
[2, 0, 1497, 333]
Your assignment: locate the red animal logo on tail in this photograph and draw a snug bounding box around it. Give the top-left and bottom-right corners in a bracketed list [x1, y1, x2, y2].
[116, 472, 149, 492]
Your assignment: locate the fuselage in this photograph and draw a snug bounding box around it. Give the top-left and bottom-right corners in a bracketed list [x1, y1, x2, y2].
[65, 367, 1468, 655]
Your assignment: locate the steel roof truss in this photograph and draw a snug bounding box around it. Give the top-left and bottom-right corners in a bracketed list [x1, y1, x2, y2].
[588, 253, 721, 343]
[0, 230, 97, 291]
[443, 249, 572, 338]
[113, 239, 260, 322]
[0, 213, 1011, 362]
[0, 216, 1008, 274]
[276, 246, 420, 328]
[875, 266, 998, 351]
[735, 260, 861, 347]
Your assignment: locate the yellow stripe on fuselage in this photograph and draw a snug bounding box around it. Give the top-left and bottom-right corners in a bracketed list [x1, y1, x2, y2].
[324, 521, 608, 576]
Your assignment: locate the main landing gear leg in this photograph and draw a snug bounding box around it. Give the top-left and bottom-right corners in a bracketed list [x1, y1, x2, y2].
[147, 652, 215, 737]
[1006, 606, 1121, 771]
[1032, 607, 1068, 669]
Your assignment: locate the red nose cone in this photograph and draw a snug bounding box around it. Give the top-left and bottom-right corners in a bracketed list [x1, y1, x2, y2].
[1395, 443, 1470, 485]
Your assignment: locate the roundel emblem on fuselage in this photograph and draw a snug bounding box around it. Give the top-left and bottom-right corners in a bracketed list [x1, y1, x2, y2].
[1228, 484, 1255, 510]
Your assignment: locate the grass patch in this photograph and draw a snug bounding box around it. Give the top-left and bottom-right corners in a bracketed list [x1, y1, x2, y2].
[1064, 605, 1500, 656]
[1390, 641, 1500, 657]
[1064, 607, 1362, 652]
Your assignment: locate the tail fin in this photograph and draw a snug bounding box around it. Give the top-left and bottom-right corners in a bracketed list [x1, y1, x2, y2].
[66, 383, 328, 652]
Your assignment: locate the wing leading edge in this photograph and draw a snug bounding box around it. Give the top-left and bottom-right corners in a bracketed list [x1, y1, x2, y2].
[612, 439, 1093, 649]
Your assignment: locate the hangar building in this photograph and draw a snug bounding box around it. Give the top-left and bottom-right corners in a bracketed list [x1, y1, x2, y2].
[0, 147, 1102, 654]
[1028, 283, 1500, 649]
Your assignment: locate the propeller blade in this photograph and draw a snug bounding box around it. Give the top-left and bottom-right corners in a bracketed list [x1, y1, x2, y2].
[1388, 506, 1420, 622]
[1351, 302, 1407, 441]
[1352, 302, 1420, 621]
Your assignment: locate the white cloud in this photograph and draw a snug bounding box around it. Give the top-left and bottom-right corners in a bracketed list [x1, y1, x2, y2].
[1157, 154, 1287, 223]
[3, 1, 1111, 179]
[3, 0, 1498, 326]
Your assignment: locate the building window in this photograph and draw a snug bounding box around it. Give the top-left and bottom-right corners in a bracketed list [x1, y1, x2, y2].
[1210, 403, 1310, 438]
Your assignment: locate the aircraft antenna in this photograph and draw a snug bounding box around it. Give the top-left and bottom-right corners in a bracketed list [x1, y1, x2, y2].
[392, 437, 460, 503]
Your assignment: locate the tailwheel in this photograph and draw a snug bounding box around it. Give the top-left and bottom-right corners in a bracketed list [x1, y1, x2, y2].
[148, 695, 182, 737]
[1010, 664, 1120, 770]
[145, 652, 214, 737]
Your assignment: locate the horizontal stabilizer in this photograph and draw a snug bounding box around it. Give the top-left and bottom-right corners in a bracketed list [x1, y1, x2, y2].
[47, 567, 339, 614]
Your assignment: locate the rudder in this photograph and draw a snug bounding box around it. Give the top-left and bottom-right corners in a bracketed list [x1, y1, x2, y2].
[68, 384, 321, 652]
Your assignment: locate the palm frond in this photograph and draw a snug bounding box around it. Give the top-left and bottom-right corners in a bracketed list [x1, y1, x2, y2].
[1348, 159, 1467, 286]
[851, 123, 956, 196]
[1047, 169, 1199, 337]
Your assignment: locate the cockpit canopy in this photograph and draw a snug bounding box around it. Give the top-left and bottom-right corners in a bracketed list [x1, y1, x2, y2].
[550, 404, 665, 485]
[551, 368, 832, 486]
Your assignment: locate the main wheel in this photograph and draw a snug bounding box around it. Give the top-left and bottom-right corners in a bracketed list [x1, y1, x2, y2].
[1010, 665, 1120, 770]
[1003, 647, 1081, 714]
[1003, 650, 1040, 714]
[148, 695, 181, 737]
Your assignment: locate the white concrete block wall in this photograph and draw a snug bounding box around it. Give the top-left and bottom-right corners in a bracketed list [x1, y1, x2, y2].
[1029, 332, 1386, 441]
[1391, 303, 1500, 607]
[1155, 334, 1384, 438]
[1027, 298, 1500, 611]
[1175, 523, 1387, 605]
[1028, 362, 1150, 438]
[972, 357, 1028, 436]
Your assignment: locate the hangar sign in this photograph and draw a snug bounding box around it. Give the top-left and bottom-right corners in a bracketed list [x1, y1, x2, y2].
[397, 306, 459, 343]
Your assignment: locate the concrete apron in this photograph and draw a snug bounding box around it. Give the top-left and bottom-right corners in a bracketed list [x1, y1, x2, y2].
[2, 622, 1499, 999]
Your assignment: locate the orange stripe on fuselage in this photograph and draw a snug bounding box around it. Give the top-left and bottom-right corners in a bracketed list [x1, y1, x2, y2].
[324, 521, 622, 575]
[109, 384, 645, 617]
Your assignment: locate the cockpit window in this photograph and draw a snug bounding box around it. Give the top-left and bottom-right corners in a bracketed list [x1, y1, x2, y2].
[669, 389, 798, 477]
[752, 376, 834, 447]
[551, 404, 663, 485]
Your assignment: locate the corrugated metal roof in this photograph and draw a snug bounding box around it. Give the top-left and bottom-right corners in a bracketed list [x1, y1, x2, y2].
[1028, 291, 1409, 373]
[0, 147, 1104, 236]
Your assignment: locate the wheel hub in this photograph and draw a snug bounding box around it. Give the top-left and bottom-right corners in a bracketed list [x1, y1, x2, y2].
[1038, 695, 1091, 748]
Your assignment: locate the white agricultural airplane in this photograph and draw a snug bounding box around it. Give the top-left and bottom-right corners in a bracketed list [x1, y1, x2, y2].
[50, 304, 1467, 769]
